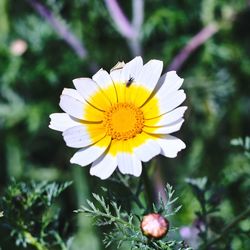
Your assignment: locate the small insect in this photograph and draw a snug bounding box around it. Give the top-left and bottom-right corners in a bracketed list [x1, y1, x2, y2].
[110, 61, 125, 72]
[126, 76, 134, 87]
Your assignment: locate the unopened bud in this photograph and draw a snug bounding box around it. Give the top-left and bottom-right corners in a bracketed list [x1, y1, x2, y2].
[140, 213, 169, 239]
[10, 39, 27, 56]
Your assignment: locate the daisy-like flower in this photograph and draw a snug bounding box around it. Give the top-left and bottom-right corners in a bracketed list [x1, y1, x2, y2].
[49, 57, 186, 179]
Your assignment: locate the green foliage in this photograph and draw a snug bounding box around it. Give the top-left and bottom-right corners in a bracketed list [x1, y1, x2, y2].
[186, 177, 220, 245]
[231, 137, 250, 158]
[75, 184, 191, 250]
[186, 176, 250, 249]
[0, 0, 250, 249]
[0, 180, 72, 249]
[152, 184, 182, 220]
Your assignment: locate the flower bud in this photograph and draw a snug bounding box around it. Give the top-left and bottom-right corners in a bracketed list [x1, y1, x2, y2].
[10, 39, 27, 56]
[140, 213, 169, 239]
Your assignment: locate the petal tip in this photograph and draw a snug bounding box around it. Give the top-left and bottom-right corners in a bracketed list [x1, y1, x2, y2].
[69, 157, 75, 164]
[89, 169, 107, 180]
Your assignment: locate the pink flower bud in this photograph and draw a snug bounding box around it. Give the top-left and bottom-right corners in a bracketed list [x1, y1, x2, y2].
[10, 39, 27, 56]
[140, 213, 169, 239]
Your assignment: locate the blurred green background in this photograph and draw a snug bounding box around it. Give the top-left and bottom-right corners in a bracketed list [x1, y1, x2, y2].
[0, 0, 250, 249]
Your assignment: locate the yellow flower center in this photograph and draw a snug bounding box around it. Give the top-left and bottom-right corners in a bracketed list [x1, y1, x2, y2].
[103, 103, 144, 140]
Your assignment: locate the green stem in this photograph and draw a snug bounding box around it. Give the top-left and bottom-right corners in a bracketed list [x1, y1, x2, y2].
[205, 206, 250, 248]
[77, 208, 135, 230]
[24, 231, 47, 250]
[117, 173, 144, 209]
[200, 194, 208, 245]
[142, 166, 155, 211]
[71, 167, 101, 250]
[53, 232, 68, 250]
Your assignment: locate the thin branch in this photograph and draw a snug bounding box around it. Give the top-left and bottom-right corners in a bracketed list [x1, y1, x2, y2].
[154, 166, 167, 205]
[142, 166, 156, 211]
[205, 206, 250, 248]
[104, 0, 136, 39]
[104, 0, 144, 56]
[167, 23, 219, 72]
[132, 0, 144, 32]
[26, 0, 87, 58]
[130, 0, 144, 55]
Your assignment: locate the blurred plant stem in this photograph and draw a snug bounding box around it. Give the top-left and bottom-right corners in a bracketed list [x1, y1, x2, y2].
[167, 0, 244, 73]
[24, 231, 47, 250]
[117, 173, 144, 209]
[53, 232, 68, 250]
[26, 0, 87, 58]
[104, 0, 144, 56]
[6, 135, 23, 179]
[104, 0, 135, 39]
[0, 0, 9, 43]
[130, 0, 144, 55]
[142, 165, 155, 211]
[24, 229, 68, 250]
[152, 159, 167, 205]
[200, 188, 209, 245]
[205, 205, 250, 248]
[71, 167, 100, 250]
[167, 23, 219, 72]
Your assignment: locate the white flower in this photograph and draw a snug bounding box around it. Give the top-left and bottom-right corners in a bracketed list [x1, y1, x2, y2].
[49, 57, 187, 179]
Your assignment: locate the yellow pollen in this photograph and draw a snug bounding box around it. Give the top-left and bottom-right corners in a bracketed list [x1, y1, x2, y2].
[103, 103, 144, 140]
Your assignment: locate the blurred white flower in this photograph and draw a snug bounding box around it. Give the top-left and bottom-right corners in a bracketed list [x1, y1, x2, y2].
[49, 57, 186, 179]
[10, 39, 27, 56]
[180, 224, 201, 249]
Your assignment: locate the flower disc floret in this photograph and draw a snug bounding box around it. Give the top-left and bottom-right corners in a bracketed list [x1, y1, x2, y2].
[103, 103, 144, 140]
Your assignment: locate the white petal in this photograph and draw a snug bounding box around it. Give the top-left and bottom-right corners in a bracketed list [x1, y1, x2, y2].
[145, 106, 187, 126]
[92, 69, 117, 103]
[59, 94, 85, 120]
[143, 90, 186, 118]
[155, 71, 184, 95]
[73, 78, 111, 110]
[133, 139, 161, 162]
[157, 135, 186, 158]
[110, 57, 143, 84]
[90, 152, 117, 179]
[62, 88, 85, 102]
[73, 78, 99, 98]
[116, 140, 142, 176]
[120, 56, 143, 82]
[136, 59, 163, 91]
[109, 57, 144, 103]
[59, 94, 103, 121]
[143, 118, 185, 134]
[132, 59, 163, 106]
[117, 152, 142, 177]
[63, 125, 106, 148]
[49, 113, 81, 132]
[110, 68, 122, 84]
[70, 136, 111, 166]
[157, 90, 186, 115]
